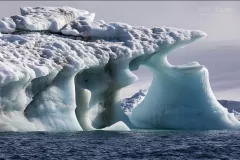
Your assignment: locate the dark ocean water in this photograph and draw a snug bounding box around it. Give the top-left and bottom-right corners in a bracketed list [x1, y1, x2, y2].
[0, 130, 239, 160]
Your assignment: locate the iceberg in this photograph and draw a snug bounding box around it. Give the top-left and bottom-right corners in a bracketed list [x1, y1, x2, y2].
[0, 6, 238, 131]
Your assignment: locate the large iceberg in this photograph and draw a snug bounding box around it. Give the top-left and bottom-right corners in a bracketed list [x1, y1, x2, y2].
[0, 6, 239, 131]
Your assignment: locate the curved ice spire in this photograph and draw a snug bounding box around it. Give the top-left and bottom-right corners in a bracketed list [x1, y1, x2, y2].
[129, 37, 240, 130]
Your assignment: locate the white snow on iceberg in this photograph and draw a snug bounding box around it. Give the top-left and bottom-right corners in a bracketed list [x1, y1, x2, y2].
[11, 7, 94, 33]
[0, 6, 238, 131]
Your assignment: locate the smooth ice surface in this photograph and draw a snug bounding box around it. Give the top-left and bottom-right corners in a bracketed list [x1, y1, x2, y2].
[122, 90, 240, 121]
[130, 55, 240, 129]
[0, 6, 238, 131]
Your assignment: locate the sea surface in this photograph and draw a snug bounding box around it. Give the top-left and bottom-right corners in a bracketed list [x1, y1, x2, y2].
[0, 130, 239, 160]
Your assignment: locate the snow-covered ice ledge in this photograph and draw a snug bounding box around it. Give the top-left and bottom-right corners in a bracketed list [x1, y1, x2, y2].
[0, 6, 238, 131]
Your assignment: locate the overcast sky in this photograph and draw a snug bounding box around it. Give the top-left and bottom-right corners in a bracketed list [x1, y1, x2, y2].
[0, 1, 239, 100]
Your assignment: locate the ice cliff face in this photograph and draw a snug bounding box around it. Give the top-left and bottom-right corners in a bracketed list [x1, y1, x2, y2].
[0, 6, 238, 131]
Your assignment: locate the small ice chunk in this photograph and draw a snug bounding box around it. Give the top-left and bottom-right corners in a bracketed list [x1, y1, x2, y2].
[0, 17, 16, 33]
[61, 23, 80, 36]
[102, 121, 130, 131]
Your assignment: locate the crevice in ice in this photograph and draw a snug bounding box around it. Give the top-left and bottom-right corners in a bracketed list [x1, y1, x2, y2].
[10, 31, 94, 43]
[25, 71, 58, 99]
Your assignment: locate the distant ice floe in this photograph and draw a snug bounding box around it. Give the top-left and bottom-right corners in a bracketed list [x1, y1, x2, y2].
[121, 89, 147, 113]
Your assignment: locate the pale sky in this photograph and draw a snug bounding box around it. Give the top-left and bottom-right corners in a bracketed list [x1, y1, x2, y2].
[0, 1, 239, 100]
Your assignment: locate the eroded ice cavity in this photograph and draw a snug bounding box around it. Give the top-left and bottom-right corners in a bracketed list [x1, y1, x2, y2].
[0, 6, 238, 131]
